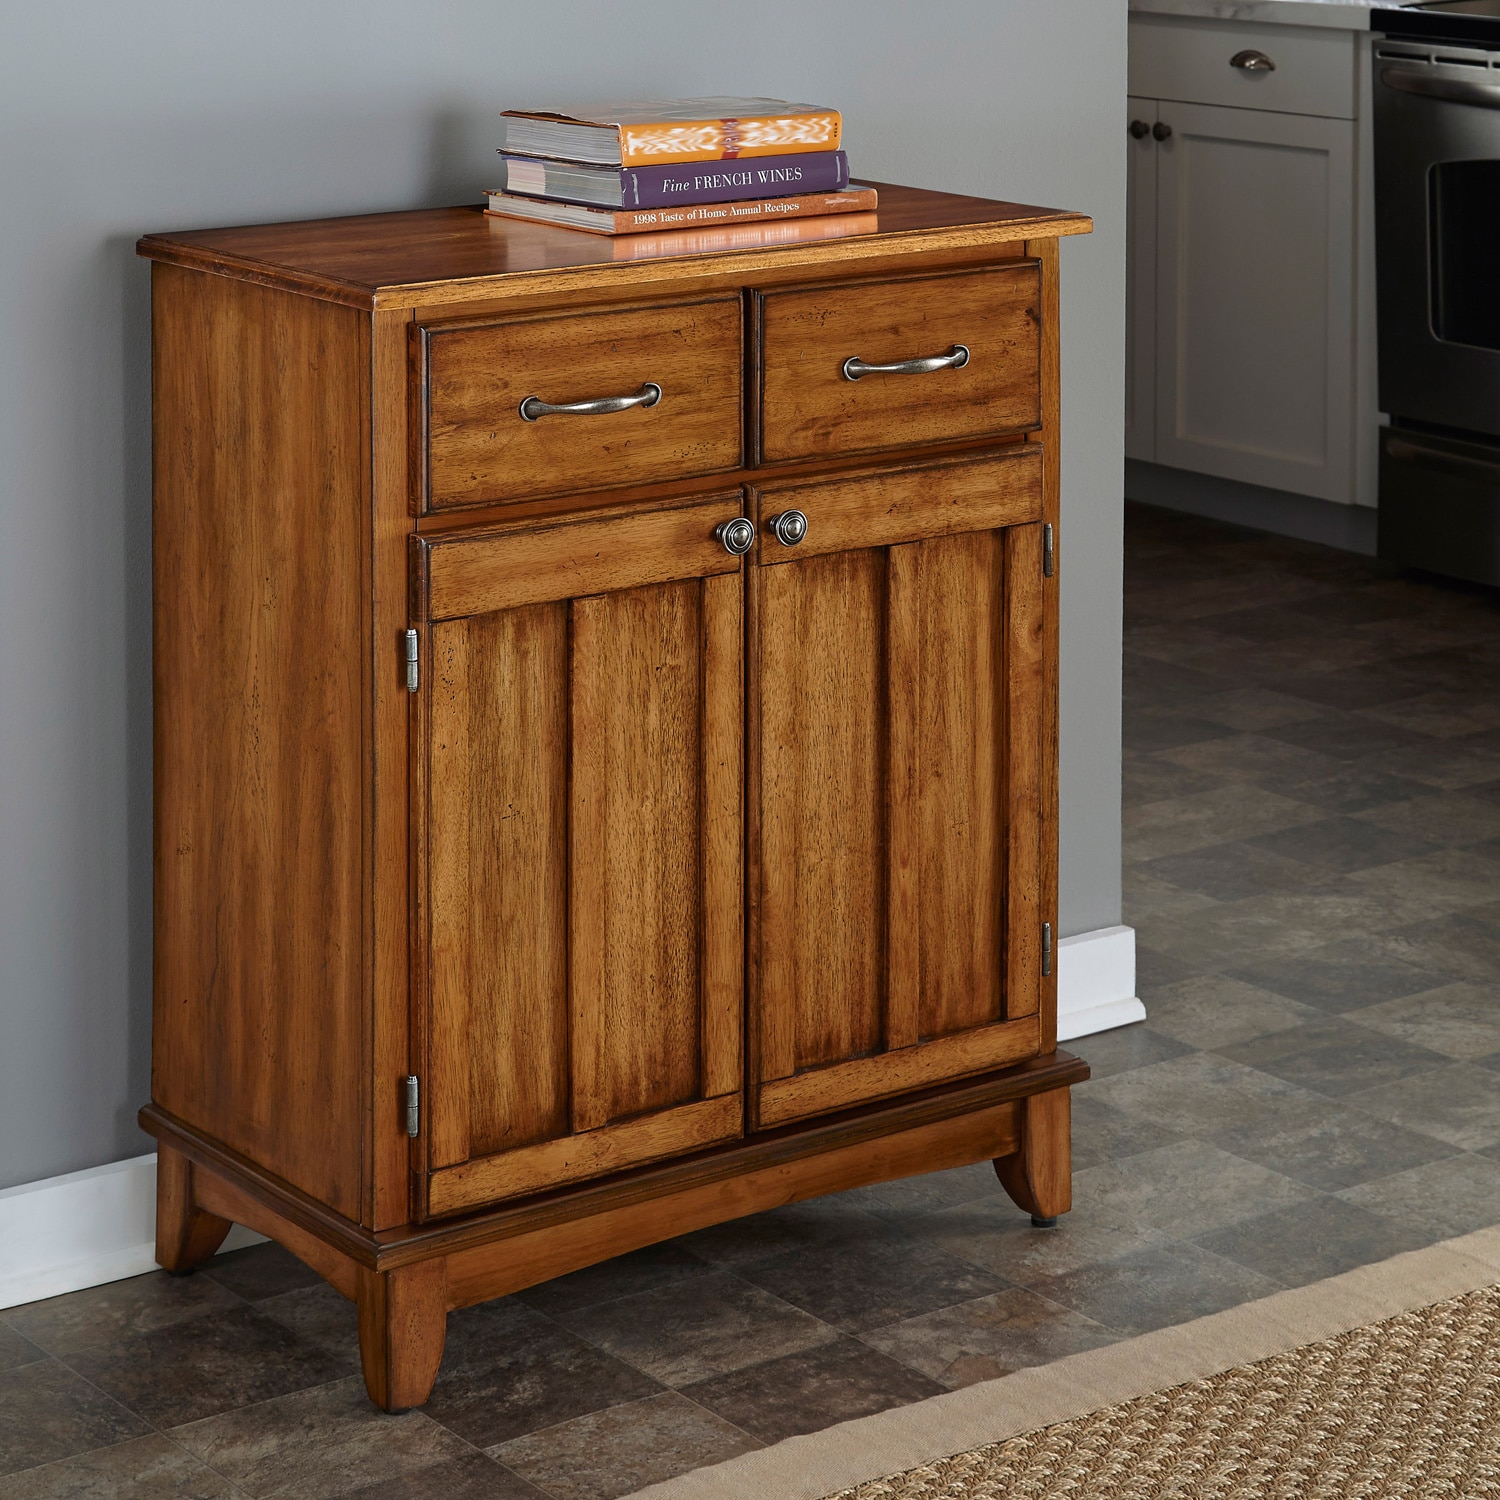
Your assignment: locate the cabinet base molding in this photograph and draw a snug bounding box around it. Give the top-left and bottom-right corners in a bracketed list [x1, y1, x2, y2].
[141, 1051, 1086, 1411]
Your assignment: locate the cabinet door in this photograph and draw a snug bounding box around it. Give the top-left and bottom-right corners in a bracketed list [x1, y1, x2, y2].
[1154, 101, 1353, 501]
[415, 494, 746, 1218]
[751, 448, 1050, 1130]
[1125, 97, 1159, 462]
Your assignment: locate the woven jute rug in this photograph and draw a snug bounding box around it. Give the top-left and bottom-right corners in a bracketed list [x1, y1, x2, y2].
[630, 1225, 1500, 1500]
[830, 1282, 1500, 1499]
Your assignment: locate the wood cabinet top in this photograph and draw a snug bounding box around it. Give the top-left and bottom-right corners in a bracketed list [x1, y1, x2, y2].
[137, 182, 1091, 311]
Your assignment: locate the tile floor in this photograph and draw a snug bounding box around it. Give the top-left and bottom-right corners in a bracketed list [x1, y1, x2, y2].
[4, 502, 1500, 1499]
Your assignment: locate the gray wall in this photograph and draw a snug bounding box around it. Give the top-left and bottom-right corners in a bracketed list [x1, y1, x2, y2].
[0, 0, 1125, 1190]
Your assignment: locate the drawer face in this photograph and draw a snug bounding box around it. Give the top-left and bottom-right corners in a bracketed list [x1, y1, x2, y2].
[1129, 16, 1356, 120]
[754, 264, 1041, 464]
[419, 297, 743, 510]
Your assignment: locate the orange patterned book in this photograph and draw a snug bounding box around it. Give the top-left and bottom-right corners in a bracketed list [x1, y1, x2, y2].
[484, 187, 877, 237]
[500, 98, 843, 169]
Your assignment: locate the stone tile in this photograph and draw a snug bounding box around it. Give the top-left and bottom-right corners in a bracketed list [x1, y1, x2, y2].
[548, 1272, 836, 1388]
[1121, 868, 1221, 924]
[255, 1283, 361, 1372]
[1262, 713, 1428, 763]
[422, 1298, 660, 1450]
[1229, 940, 1453, 1013]
[1216, 1018, 1453, 1099]
[66, 1303, 351, 1427]
[1157, 733, 1338, 787]
[1071, 1140, 1318, 1239]
[1121, 784, 1326, 863]
[1243, 762, 1437, 816]
[1358, 690, 1500, 740]
[328, 1451, 546, 1500]
[0, 1433, 235, 1500]
[1085, 1053, 1309, 1138]
[1273, 665, 1430, 713]
[1358, 912, 1500, 984]
[0, 1324, 45, 1373]
[1364, 738, 1500, 791]
[0, 1361, 149, 1478]
[1199, 603, 1332, 643]
[1138, 841, 1326, 902]
[515, 1242, 713, 1317]
[1192, 687, 1329, 733]
[1139, 976, 1323, 1051]
[202, 1241, 323, 1303]
[1344, 1064, 1500, 1151]
[1070, 1094, 1187, 1169]
[836, 1161, 1009, 1221]
[169, 1376, 475, 1500]
[1204, 1094, 1458, 1192]
[680, 1337, 942, 1444]
[735, 1229, 1008, 1334]
[1123, 711, 1235, 754]
[1068, 1024, 1194, 1081]
[1247, 816, 1438, 874]
[917, 1196, 1173, 1285]
[859, 1287, 1117, 1389]
[1026, 1241, 1282, 1337]
[1194, 1197, 1431, 1288]
[672, 1198, 890, 1268]
[1338, 1153, 1500, 1240]
[491, 1392, 758, 1500]
[4, 1270, 242, 1357]
[1288, 587, 1418, 627]
[1346, 847, 1500, 913]
[1121, 754, 1224, 811]
[1349, 982, 1500, 1061]
[1133, 945, 1198, 991]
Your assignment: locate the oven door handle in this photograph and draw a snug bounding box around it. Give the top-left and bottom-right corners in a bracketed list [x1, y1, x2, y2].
[1387, 436, 1500, 483]
[1380, 66, 1500, 110]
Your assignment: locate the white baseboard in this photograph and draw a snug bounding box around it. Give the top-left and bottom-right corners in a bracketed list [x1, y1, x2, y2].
[1056, 924, 1146, 1042]
[0, 925, 1141, 1311]
[0, 1154, 265, 1311]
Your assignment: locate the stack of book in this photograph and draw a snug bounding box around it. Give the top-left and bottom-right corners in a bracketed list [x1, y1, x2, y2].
[486, 97, 876, 236]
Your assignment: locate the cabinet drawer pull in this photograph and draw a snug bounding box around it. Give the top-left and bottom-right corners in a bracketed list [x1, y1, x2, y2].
[767, 510, 809, 547]
[1230, 49, 1275, 72]
[841, 345, 969, 382]
[715, 517, 756, 556]
[518, 381, 662, 422]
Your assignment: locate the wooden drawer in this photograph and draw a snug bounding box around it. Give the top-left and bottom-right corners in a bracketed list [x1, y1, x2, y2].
[753, 264, 1041, 464]
[1129, 15, 1356, 120]
[417, 296, 743, 511]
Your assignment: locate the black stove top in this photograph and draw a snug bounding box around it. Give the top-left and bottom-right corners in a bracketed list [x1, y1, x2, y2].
[1377, 1, 1500, 46]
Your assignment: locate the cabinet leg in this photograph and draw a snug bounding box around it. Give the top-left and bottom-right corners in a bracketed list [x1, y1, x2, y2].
[356, 1261, 448, 1412]
[155, 1144, 232, 1274]
[994, 1085, 1071, 1225]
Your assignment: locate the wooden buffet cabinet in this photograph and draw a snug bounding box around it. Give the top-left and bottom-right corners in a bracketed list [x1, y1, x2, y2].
[137, 184, 1092, 1410]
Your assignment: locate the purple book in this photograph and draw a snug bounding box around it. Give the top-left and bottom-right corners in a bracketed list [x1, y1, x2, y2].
[498, 150, 850, 210]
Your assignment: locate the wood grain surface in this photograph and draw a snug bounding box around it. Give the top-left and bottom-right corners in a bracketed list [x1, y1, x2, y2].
[421, 297, 742, 509]
[756, 263, 1042, 463]
[151, 263, 368, 1220]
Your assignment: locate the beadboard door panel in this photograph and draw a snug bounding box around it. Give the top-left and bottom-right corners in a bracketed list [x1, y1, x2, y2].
[417, 496, 745, 1218]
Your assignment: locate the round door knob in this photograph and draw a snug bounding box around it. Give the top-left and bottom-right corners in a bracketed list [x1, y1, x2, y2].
[1153, 121, 1173, 142]
[768, 510, 808, 547]
[715, 517, 756, 556]
[1129, 119, 1150, 139]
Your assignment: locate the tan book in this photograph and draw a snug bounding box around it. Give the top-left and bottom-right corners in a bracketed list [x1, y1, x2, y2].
[483, 186, 878, 237]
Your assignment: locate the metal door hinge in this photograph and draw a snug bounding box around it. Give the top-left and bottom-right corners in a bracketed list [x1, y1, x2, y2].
[1042, 922, 1053, 977]
[403, 629, 420, 692]
[1043, 524, 1055, 578]
[404, 1075, 420, 1137]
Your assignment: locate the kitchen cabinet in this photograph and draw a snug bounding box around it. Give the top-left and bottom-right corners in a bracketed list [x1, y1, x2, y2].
[1128, 13, 1375, 507]
[137, 188, 1092, 1412]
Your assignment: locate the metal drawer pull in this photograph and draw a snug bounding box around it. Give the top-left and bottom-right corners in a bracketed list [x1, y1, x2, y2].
[518, 381, 661, 422]
[842, 345, 969, 382]
[767, 510, 808, 547]
[715, 517, 756, 556]
[1230, 49, 1275, 71]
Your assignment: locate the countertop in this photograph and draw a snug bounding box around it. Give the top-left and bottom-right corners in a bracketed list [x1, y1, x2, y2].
[1129, 0, 1382, 31]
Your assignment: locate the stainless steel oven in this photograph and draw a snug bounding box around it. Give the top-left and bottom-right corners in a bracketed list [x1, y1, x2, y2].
[1374, 2, 1500, 583]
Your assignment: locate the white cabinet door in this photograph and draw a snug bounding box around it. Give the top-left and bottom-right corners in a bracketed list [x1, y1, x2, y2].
[1154, 101, 1353, 502]
[1125, 97, 1159, 463]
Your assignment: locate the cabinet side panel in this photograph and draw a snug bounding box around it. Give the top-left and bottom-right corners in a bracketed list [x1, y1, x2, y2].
[570, 582, 704, 1130]
[153, 263, 367, 1217]
[758, 551, 886, 1076]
